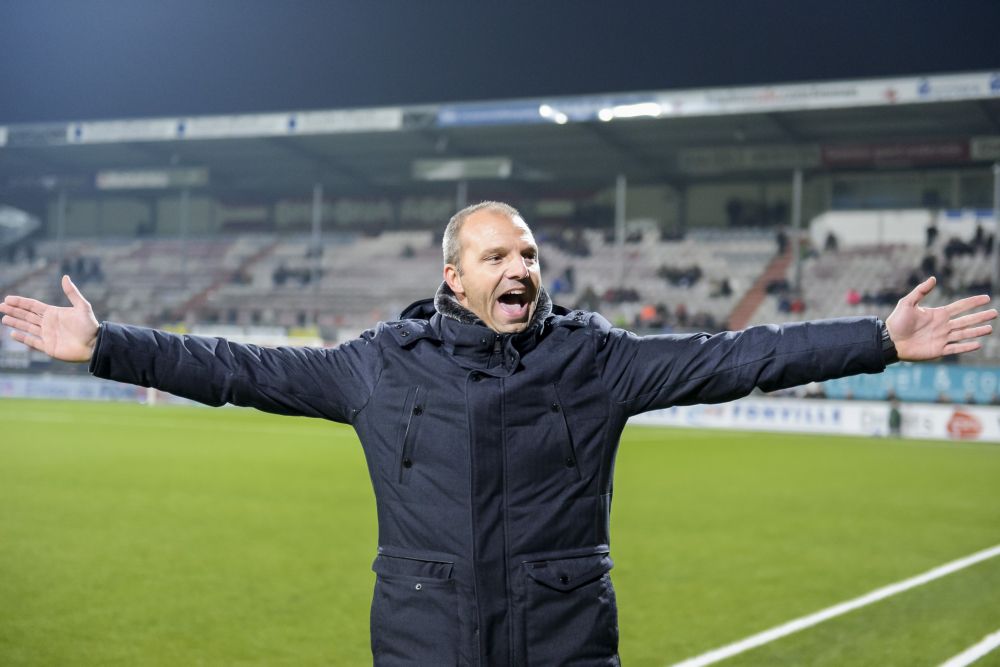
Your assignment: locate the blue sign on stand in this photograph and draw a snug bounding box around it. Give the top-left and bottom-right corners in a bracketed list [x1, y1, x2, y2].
[823, 363, 1000, 403]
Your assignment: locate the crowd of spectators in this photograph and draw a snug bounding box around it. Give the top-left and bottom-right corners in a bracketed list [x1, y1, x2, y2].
[273, 263, 317, 287]
[656, 263, 703, 287]
[60, 256, 104, 285]
[630, 301, 721, 332]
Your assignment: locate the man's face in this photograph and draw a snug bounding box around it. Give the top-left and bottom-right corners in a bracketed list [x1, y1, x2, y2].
[444, 210, 541, 334]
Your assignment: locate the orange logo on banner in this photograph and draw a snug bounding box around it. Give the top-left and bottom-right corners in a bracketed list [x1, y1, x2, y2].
[946, 410, 982, 440]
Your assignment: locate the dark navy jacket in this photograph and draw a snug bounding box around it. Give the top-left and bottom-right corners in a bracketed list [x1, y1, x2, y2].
[89, 294, 886, 666]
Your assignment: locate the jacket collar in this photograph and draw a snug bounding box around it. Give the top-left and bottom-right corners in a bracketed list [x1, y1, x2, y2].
[433, 281, 552, 330]
[399, 283, 552, 372]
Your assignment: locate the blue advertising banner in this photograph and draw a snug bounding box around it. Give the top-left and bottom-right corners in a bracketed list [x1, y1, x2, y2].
[823, 363, 1000, 403]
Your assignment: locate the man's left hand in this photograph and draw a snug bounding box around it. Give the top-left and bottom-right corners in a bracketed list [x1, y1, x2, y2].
[885, 276, 997, 361]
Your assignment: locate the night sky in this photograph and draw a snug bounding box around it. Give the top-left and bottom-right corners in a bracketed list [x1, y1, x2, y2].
[0, 0, 998, 124]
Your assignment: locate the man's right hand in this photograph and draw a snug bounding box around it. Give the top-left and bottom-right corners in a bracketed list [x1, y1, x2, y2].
[0, 275, 100, 362]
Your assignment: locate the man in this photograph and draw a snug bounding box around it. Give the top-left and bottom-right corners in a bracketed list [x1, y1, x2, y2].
[1, 201, 996, 666]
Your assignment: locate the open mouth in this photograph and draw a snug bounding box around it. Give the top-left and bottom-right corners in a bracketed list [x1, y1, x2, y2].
[496, 288, 531, 320]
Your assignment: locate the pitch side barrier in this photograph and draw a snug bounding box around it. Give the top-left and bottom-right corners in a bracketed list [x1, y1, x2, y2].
[0, 373, 195, 406]
[4, 373, 999, 442]
[629, 397, 1000, 443]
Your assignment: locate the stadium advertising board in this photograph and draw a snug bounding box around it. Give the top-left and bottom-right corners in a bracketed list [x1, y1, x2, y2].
[677, 144, 821, 174]
[7, 371, 998, 442]
[971, 135, 1000, 160]
[823, 363, 1000, 404]
[632, 397, 1000, 442]
[822, 141, 969, 167]
[438, 71, 1000, 128]
[61, 108, 404, 144]
[0, 374, 148, 402]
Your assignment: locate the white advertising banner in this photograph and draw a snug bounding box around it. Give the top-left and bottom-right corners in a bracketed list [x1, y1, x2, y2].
[630, 397, 1000, 443]
[69, 118, 179, 143]
[971, 135, 1000, 161]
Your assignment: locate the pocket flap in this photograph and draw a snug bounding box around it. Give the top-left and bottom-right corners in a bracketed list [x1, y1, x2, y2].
[525, 553, 613, 592]
[372, 553, 454, 581]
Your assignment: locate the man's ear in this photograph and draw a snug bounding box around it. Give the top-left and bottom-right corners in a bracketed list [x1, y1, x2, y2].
[444, 264, 465, 297]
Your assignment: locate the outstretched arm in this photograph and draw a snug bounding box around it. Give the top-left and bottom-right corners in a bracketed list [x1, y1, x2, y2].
[886, 276, 997, 361]
[0, 275, 99, 362]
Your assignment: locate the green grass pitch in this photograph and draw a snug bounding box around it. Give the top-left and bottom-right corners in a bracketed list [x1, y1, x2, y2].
[1, 399, 998, 666]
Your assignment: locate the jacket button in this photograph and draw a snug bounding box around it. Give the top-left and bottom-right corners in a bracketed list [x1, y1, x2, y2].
[402, 458, 413, 468]
[471, 372, 482, 382]
[564, 457, 576, 468]
[559, 574, 569, 585]
[551, 403, 560, 412]
[394, 324, 403, 329]
[412, 405, 423, 416]
[400, 331, 409, 337]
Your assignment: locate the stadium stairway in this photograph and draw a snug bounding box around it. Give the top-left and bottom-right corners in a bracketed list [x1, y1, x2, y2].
[726, 245, 793, 330]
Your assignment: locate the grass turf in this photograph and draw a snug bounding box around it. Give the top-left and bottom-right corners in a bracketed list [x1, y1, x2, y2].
[1, 399, 998, 666]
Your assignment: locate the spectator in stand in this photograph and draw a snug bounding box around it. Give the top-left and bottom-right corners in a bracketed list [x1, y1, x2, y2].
[574, 285, 600, 312]
[824, 232, 839, 253]
[973, 224, 986, 252]
[711, 277, 733, 298]
[775, 229, 788, 255]
[563, 266, 576, 292]
[926, 221, 938, 248]
[674, 302, 688, 326]
[846, 288, 861, 306]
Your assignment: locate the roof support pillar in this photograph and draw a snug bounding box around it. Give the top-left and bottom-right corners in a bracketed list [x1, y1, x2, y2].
[992, 163, 1000, 295]
[311, 182, 324, 326]
[179, 188, 190, 287]
[791, 168, 803, 292]
[615, 173, 627, 287]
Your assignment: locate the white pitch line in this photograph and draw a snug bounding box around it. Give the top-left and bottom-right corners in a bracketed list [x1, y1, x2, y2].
[668, 543, 1000, 667]
[939, 629, 1000, 667]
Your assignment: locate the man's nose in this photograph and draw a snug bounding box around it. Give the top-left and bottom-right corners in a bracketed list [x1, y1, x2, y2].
[506, 256, 529, 278]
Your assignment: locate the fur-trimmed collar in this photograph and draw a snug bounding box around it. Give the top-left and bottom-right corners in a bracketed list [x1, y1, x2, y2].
[434, 282, 552, 331]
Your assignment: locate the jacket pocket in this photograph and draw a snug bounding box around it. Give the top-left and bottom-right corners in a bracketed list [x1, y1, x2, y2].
[549, 384, 583, 481]
[396, 385, 425, 484]
[371, 551, 459, 666]
[522, 552, 619, 666]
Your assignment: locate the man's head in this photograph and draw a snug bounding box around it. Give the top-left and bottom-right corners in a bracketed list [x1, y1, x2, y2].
[442, 201, 541, 334]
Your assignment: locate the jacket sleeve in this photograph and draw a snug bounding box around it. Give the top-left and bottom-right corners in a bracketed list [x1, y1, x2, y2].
[593, 315, 887, 416]
[88, 322, 381, 423]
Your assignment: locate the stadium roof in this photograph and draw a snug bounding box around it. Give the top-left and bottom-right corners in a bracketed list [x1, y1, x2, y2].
[1, 70, 999, 203]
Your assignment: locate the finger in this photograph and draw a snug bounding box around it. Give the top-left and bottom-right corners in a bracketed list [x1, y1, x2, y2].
[62, 275, 91, 308]
[1, 315, 42, 337]
[0, 304, 43, 325]
[942, 340, 982, 356]
[9, 329, 45, 353]
[901, 276, 936, 306]
[948, 324, 993, 342]
[944, 294, 993, 316]
[1, 295, 48, 316]
[949, 308, 999, 329]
